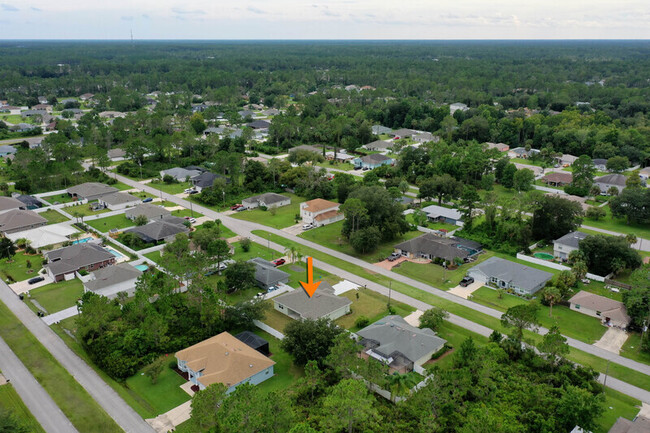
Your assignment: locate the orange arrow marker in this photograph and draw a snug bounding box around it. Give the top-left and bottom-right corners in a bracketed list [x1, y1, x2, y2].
[300, 257, 321, 298]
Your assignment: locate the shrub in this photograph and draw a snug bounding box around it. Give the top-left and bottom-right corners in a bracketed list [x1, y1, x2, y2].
[240, 238, 252, 252]
[78, 269, 88, 276]
[354, 316, 370, 329]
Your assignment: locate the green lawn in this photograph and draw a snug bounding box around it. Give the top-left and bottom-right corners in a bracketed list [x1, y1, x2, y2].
[253, 229, 650, 391]
[144, 250, 163, 264]
[0, 382, 46, 433]
[113, 181, 135, 191]
[595, 388, 641, 433]
[86, 214, 134, 232]
[0, 114, 33, 124]
[261, 305, 294, 333]
[124, 364, 190, 415]
[405, 213, 457, 231]
[0, 303, 121, 432]
[252, 329, 304, 395]
[335, 288, 415, 331]
[29, 279, 84, 314]
[41, 192, 76, 204]
[0, 251, 43, 283]
[510, 157, 547, 167]
[149, 180, 192, 195]
[583, 205, 650, 239]
[315, 161, 354, 171]
[299, 220, 422, 263]
[218, 224, 237, 239]
[231, 193, 303, 229]
[619, 333, 650, 365]
[39, 209, 70, 224]
[171, 208, 203, 218]
[469, 286, 606, 344]
[63, 202, 110, 218]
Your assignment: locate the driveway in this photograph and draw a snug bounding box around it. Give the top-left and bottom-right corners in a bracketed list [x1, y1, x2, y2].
[146, 401, 192, 433]
[404, 310, 423, 327]
[594, 327, 629, 355]
[9, 274, 53, 295]
[448, 281, 484, 299]
[283, 223, 306, 236]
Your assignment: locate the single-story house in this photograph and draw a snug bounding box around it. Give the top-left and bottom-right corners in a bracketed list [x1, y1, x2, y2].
[356, 315, 447, 374]
[638, 167, 650, 182]
[290, 144, 322, 154]
[593, 159, 608, 171]
[371, 125, 392, 135]
[44, 243, 116, 282]
[125, 220, 189, 244]
[190, 172, 230, 192]
[467, 256, 553, 296]
[79, 93, 94, 101]
[159, 167, 202, 182]
[98, 111, 126, 119]
[413, 132, 439, 144]
[204, 126, 225, 136]
[0, 209, 47, 234]
[509, 147, 540, 159]
[568, 291, 631, 329]
[390, 128, 418, 139]
[125, 204, 171, 221]
[14, 194, 42, 210]
[325, 151, 356, 163]
[542, 171, 573, 187]
[176, 332, 275, 393]
[21, 109, 48, 118]
[273, 281, 351, 321]
[248, 257, 290, 290]
[246, 120, 271, 130]
[0, 196, 26, 214]
[395, 234, 482, 263]
[242, 193, 290, 210]
[107, 148, 126, 161]
[0, 145, 17, 157]
[238, 110, 256, 119]
[6, 224, 78, 249]
[353, 154, 393, 169]
[98, 192, 140, 211]
[300, 198, 343, 227]
[235, 331, 270, 356]
[607, 415, 650, 433]
[362, 140, 393, 152]
[486, 142, 510, 152]
[420, 204, 463, 225]
[560, 154, 578, 167]
[595, 174, 627, 195]
[553, 231, 589, 260]
[449, 102, 469, 114]
[83, 263, 143, 299]
[32, 104, 52, 112]
[9, 123, 37, 133]
[67, 182, 119, 201]
[261, 108, 280, 116]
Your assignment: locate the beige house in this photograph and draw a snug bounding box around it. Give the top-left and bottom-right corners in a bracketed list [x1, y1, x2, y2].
[300, 199, 343, 227]
[569, 291, 631, 328]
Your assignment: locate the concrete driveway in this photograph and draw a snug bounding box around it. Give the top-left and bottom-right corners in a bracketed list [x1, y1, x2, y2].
[9, 274, 53, 295]
[448, 281, 484, 299]
[146, 400, 191, 433]
[404, 310, 423, 327]
[283, 223, 306, 236]
[594, 327, 629, 354]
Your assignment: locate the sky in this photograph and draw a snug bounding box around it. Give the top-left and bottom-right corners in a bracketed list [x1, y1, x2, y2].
[0, 0, 649, 40]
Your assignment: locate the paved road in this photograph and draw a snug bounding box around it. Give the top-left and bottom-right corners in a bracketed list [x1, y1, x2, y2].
[0, 337, 78, 433]
[123, 173, 650, 402]
[582, 225, 650, 252]
[0, 281, 155, 433]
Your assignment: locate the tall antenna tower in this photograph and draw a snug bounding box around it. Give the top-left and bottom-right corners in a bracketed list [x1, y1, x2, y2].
[130, 29, 134, 45]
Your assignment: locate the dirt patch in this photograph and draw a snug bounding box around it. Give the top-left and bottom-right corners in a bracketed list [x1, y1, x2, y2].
[424, 348, 455, 365]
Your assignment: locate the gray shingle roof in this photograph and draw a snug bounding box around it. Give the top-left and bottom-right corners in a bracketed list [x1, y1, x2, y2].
[0, 196, 25, 212]
[126, 220, 189, 243]
[243, 193, 289, 207]
[356, 315, 446, 363]
[100, 192, 140, 206]
[554, 231, 589, 249]
[360, 153, 391, 164]
[45, 243, 115, 276]
[273, 281, 351, 319]
[395, 233, 470, 262]
[0, 209, 47, 233]
[66, 182, 118, 199]
[421, 204, 462, 221]
[249, 257, 290, 287]
[160, 167, 201, 181]
[125, 204, 171, 220]
[363, 140, 393, 150]
[191, 172, 230, 188]
[595, 174, 627, 187]
[107, 148, 126, 158]
[84, 263, 143, 292]
[470, 256, 553, 292]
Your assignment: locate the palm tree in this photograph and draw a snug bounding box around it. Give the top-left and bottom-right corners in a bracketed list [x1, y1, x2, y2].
[626, 233, 638, 249]
[71, 210, 82, 224]
[386, 372, 417, 402]
[284, 245, 298, 263]
[543, 286, 562, 317]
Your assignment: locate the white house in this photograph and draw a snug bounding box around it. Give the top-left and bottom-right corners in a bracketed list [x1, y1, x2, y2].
[300, 198, 343, 227]
[553, 231, 589, 260]
[594, 174, 627, 195]
[98, 192, 141, 211]
[242, 193, 291, 210]
[449, 102, 469, 114]
[568, 291, 631, 329]
[82, 263, 143, 299]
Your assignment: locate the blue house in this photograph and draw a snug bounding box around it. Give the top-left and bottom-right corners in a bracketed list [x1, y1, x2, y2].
[354, 153, 394, 169]
[175, 332, 275, 393]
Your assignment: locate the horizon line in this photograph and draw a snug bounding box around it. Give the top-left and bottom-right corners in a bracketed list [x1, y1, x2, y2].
[1, 38, 650, 42]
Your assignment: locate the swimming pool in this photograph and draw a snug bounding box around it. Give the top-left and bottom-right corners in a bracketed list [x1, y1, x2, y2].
[134, 264, 148, 272]
[106, 248, 124, 258]
[72, 237, 92, 245]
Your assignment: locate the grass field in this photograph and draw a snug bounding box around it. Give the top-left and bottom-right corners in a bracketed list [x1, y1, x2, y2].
[0, 303, 121, 432]
[231, 193, 303, 229]
[0, 251, 43, 282]
[335, 288, 415, 331]
[149, 180, 192, 195]
[299, 220, 422, 263]
[39, 209, 70, 224]
[595, 389, 641, 433]
[124, 363, 190, 415]
[0, 381, 46, 432]
[619, 333, 650, 365]
[582, 205, 650, 239]
[86, 214, 134, 232]
[253, 229, 650, 391]
[41, 192, 76, 204]
[253, 329, 304, 395]
[261, 305, 294, 333]
[315, 161, 355, 171]
[29, 279, 83, 314]
[63, 202, 111, 218]
[171, 208, 203, 218]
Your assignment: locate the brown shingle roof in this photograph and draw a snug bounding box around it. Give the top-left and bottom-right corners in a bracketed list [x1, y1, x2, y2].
[542, 171, 573, 184]
[314, 209, 342, 221]
[302, 198, 339, 213]
[175, 332, 275, 388]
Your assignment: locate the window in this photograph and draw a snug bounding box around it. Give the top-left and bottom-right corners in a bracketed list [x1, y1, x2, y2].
[278, 304, 284, 309]
[596, 311, 601, 316]
[575, 304, 580, 309]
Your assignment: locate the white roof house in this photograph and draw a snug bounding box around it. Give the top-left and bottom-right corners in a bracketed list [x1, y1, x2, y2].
[6, 223, 78, 248]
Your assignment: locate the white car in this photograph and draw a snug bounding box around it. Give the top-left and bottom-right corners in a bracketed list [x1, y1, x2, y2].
[184, 188, 195, 194]
[302, 223, 314, 230]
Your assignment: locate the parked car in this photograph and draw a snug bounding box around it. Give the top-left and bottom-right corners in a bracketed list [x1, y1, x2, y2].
[183, 188, 195, 194]
[230, 204, 243, 210]
[272, 258, 286, 267]
[302, 223, 314, 230]
[142, 197, 153, 203]
[387, 253, 401, 262]
[235, 206, 247, 212]
[187, 190, 199, 195]
[459, 276, 475, 287]
[28, 276, 45, 285]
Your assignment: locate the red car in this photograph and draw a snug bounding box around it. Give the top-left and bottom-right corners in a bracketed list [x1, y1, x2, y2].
[272, 258, 286, 267]
[230, 204, 243, 210]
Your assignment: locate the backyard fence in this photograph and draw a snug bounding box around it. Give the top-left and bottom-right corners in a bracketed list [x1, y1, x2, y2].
[515, 253, 606, 282]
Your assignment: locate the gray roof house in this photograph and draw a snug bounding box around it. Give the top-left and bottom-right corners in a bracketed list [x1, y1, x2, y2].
[125, 220, 189, 244]
[413, 132, 439, 143]
[371, 125, 392, 135]
[14, 194, 42, 210]
[190, 172, 230, 192]
[553, 231, 589, 260]
[569, 291, 631, 329]
[273, 281, 351, 321]
[420, 204, 463, 225]
[353, 153, 393, 169]
[593, 158, 608, 171]
[67, 182, 119, 201]
[98, 192, 140, 211]
[362, 140, 394, 151]
[125, 204, 171, 221]
[45, 243, 116, 282]
[83, 263, 143, 299]
[0, 209, 47, 234]
[595, 174, 627, 195]
[394, 234, 481, 263]
[467, 256, 553, 296]
[0, 145, 17, 156]
[242, 193, 291, 210]
[390, 128, 418, 139]
[238, 110, 255, 118]
[159, 167, 202, 182]
[0, 196, 26, 214]
[607, 415, 650, 433]
[356, 315, 447, 374]
[247, 120, 271, 130]
[248, 257, 290, 290]
[107, 148, 126, 160]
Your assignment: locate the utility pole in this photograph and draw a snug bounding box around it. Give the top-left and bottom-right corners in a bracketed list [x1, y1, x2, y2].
[603, 359, 610, 388]
[388, 280, 392, 308]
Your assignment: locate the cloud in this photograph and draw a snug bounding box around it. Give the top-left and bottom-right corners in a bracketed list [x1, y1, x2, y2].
[141, 14, 149, 19]
[322, 9, 341, 17]
[171, 7, 205, 15]
[247, 6, 267, 15]
[1, 4, 18, 12]
[121, 16, 134, 21]
[31, 6, 41, 12]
